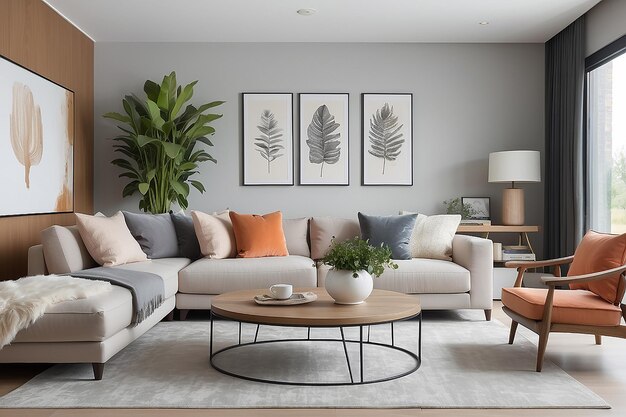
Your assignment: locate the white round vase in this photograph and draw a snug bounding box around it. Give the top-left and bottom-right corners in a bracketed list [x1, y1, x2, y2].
[325, 269, 373, 305]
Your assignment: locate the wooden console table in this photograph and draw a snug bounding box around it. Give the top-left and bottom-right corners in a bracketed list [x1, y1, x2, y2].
[456, 225, 540, 254]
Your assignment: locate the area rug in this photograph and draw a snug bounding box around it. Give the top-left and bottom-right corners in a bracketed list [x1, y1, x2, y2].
[0, 311, 609, 409]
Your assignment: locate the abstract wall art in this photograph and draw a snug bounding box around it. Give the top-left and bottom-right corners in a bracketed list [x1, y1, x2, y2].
[0, 55, 74, 216]
[299, 93, 349, 185]
[362, 93, 413, 186]
[242, 93, 293, 185]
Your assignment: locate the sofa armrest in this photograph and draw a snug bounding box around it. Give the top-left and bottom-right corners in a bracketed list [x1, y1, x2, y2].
[28, 244, 48, 276]
[452, 235, 493, 309]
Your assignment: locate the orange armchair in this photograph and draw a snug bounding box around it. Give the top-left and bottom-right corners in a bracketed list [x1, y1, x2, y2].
[502, 231, 626, 372]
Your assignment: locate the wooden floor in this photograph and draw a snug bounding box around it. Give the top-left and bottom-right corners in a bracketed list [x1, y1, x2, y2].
[1, 302, 625, 417]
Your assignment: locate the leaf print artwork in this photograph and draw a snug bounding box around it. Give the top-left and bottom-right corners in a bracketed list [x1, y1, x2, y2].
[368, 103, 404, 175]
[306, 104, 341, 177]
[10, 82, 43, 189]
[255, 110, 284, 173]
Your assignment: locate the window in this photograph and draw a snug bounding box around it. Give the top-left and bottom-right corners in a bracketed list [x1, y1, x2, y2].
[586, 36, 626, 233]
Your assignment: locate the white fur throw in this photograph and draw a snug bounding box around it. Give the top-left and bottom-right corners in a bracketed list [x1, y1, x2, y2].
[0, 275, 112, 348]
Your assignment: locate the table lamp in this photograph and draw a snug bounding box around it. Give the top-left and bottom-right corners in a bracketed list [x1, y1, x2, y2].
[488, 150, 541, 225]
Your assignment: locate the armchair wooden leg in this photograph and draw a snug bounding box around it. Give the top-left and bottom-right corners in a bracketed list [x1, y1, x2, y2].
[536, 325, 551, 372]
[484, 309, 492, 321]
[92, 363, 104, 380]
[508, 321, 518, 344]
[595, 334, 602, 345]
[179, 309, 189, 321]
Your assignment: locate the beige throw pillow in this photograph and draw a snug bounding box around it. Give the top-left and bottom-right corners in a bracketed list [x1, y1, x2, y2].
[41, 225, 97, 274]
[75, 211, 148, 267]
[282, 218, 310, 257]
[400, 211, 461, 261]
[191, 210, 236, 259]
[310, 217, 361, 260]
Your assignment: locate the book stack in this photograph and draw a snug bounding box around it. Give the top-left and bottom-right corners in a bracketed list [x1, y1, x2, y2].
[501, 245, 536, 261]
[460, 219, 492, 225]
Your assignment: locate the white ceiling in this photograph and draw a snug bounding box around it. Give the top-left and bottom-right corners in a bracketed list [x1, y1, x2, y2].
[44, 0, 602, 43]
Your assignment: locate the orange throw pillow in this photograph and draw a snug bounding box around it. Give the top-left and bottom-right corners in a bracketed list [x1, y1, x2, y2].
[229, 211, 289, 258]
[569, 230, 626, 304]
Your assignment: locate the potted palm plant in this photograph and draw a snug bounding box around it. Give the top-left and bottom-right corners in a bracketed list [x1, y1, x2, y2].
[104, 72, 224, 213]
[322, 237, 398, 304]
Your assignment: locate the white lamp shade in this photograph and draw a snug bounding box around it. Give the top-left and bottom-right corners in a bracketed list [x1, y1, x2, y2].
[488, 150, 541, 183]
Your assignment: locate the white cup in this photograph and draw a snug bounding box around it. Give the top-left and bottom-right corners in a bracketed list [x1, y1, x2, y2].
[269, 284, 293, 300]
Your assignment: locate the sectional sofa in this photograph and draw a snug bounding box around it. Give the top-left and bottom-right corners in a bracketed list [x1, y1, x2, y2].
[0, 216, 493, 380]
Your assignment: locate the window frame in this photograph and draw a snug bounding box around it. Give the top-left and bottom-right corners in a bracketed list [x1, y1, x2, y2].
[583, 35, 626, 231]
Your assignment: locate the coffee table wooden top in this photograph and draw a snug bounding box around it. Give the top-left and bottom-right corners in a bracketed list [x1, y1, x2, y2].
[211, 288, 421, 327]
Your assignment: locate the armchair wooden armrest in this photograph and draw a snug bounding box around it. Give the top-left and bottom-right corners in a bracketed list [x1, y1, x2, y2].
[504, 256, 575, 270]
[505, 256, 575, 288]
[542, 264, 626, 287]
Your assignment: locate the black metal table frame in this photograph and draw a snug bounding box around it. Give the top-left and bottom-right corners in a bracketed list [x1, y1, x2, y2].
[209, 310, 422, 386]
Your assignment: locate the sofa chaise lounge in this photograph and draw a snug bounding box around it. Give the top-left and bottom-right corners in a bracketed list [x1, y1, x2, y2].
[0, 216, 492, 379]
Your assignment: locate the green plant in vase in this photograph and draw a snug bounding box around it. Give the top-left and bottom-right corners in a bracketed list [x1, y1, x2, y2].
[322, 237, 398, 304]
[104, 72, 224, 213]
[323, 237, 398, 277]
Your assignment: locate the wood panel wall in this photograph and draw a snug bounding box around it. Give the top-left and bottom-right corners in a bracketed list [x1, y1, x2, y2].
[0, 0, 94, 280]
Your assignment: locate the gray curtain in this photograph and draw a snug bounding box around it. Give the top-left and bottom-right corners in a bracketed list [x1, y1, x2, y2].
[544, 16, 585, 260]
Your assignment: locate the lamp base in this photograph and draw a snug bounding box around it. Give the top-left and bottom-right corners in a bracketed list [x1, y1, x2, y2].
[502, 188, 524, 225]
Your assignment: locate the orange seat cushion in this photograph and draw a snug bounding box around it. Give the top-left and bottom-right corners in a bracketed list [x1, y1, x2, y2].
[502, 287, 623, 326]
[568, 230, 626, 304]
[229, 211, 289, 258]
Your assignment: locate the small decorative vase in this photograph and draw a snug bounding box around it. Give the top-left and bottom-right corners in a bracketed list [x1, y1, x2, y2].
[325, 269, 373, 305]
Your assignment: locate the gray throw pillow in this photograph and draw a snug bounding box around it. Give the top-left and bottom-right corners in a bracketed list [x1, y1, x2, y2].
[170, 211, 202, 260]
[358, 212, 417, 260]
[122, 211, 179, 259]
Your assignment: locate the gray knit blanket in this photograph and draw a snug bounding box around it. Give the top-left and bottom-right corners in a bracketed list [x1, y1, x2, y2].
[70, 267, 164, 325]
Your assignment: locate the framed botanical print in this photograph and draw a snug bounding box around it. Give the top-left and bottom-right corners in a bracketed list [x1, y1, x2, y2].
[0, 55, 74, 217]
[299, 93, 349, 185]
[362, 93, 413, 186]
[242, 93, 294, 185]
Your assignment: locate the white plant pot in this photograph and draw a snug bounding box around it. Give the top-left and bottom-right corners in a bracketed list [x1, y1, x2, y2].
[325, 269, 373, 305]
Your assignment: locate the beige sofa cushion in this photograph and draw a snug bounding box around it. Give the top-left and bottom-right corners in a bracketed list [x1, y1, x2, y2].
[75, 212, 148, 266]
[192, 210, 236, 259]
[179, 255, 317, 294]
[400, 212, 461, 261]
[283, 218, 310, 257]
[13, 258, 191, 343]
[41, 225, 97, 274]
[318, 259, 471, 294]
[113, 257, 191, 299]
[310, 217, 360, 260]
[13, 286, 132, 343]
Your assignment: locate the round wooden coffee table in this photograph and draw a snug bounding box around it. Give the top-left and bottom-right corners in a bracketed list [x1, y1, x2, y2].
[209, 288, 422, 386]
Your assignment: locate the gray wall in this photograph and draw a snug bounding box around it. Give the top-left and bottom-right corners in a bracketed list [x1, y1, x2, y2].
[94, 42, 544, 247]
[586, 0, 626, 56]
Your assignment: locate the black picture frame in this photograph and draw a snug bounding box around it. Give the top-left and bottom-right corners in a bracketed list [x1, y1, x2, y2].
[241, 92, 294, 186]
[461, 197, 491, 220]
[298, 93, 350, 186]
[361, 93, 413, 186]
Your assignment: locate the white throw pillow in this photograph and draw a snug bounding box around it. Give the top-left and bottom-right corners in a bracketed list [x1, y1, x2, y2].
[400, 211, 461, 261]
[191, 210, 236, 259]
[75, 211, 148, 267]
